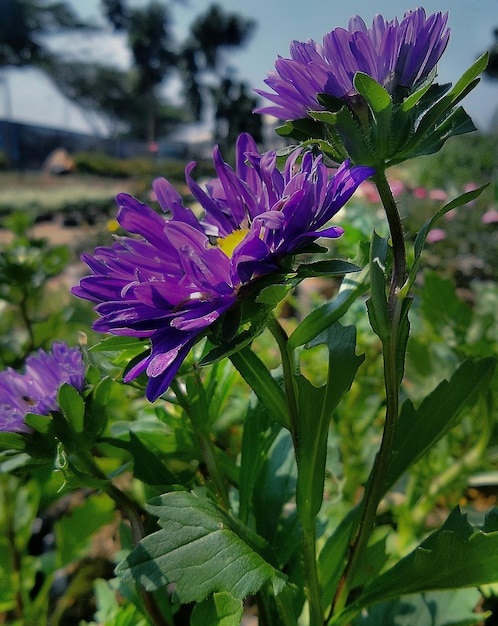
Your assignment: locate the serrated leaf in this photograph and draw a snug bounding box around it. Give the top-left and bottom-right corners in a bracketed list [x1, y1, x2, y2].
[344, 507, 498, 616]
[116, 491, 287, 603]
[190, 593, 243, 626]
[352, 589, 488, 626]
[385, 357, 496, 490]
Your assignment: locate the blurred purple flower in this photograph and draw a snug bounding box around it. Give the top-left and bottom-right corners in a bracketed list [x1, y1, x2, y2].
[0, 342, 85, 433]
[73, 134, 373, 401]
[255, 8, 449, 120]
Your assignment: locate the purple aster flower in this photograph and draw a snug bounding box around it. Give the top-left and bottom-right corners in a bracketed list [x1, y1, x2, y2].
[0, 342, 85, 433]
[73, 133, 373, 402]
[255, 8, 450, 120]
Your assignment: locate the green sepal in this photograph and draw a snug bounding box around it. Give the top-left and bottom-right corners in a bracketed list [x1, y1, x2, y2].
[0, 432, 26, 451]
[276, 117, 326, 142]
[353, 72, 392, 159]
[57, 383, 85, 434]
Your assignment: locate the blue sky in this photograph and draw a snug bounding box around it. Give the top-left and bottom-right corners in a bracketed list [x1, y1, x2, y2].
[1, 0, 498, 133]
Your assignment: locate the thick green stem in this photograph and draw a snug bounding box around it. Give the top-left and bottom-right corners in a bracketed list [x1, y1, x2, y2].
[268, 316, 324, 625]
[331, 171, 407, 618]
[373, 170, 406, 310]
[75, 451, 171, 626]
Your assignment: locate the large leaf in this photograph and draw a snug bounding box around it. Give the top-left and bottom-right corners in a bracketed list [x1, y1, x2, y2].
[337, 507, 498, 622]
[352, 588, 488, 626]
[385, 357, 496, 490]
[116, 490, 287, 603]
[319, 357, 496, 610]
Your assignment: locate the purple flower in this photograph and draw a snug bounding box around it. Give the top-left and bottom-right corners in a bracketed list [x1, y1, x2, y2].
[255, 8, 450, 120]
[0, 342, 85, 433]
[73, 134, 373, 401]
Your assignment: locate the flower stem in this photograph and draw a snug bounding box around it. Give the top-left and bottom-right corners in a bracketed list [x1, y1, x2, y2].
[331, 171, 407, 618]
[372, 170, 406, 309]
[170, 378, 230, 509]
[74, 451, 171, 626]
[268, 316, 324, 625]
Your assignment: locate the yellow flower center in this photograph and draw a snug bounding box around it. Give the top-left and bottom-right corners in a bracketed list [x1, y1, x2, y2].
[217, 229, 249, 258]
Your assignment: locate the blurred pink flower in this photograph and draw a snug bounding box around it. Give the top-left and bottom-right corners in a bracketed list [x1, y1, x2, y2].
[429, 188, 448, 201]
[413, 187, 427, 199]
[482, 208, 498, 224]
[426, 228, 446, 243]
[444, 209, 457, 221]
[389, 179, 405, 197]
[357, 180, 381, 203]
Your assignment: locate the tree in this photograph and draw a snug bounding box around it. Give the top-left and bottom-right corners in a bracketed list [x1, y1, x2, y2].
[211, 77, 262, 152]
[0, 0, 86, 67]
[483, 28, 498, 80]
[179, 4, 256, 121]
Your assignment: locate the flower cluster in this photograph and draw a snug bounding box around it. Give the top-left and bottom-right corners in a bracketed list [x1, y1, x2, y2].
[0, 342, 85, 433]
[73, 134, 373, 401]
[256, 8, 450, 121]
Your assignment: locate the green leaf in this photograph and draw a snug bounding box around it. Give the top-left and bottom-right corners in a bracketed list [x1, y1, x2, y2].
[385, 357, 497, 490]
[397, 54, 487, 160]
[23, 412, 52, 434]
[354, 72, 392, 158]
[352, 589, 488, 626]
[365, 232, 390, 341]
[116, 491, 287, 602]
[89, 335, 147, 352]
[256, 283, 292, 307]
[191, 593, 244, 626]
[344, 507, 498, 616]
[297, 324, 364, 521]
[238, 401, 282, 525]
[230, 347, 289, 429]
[294, 260, 361, 279]
[0, 432, 26, 451]
[111, 432, 181, 488]
[57, 383, 85, 433]
[289, 260, 369, 348]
